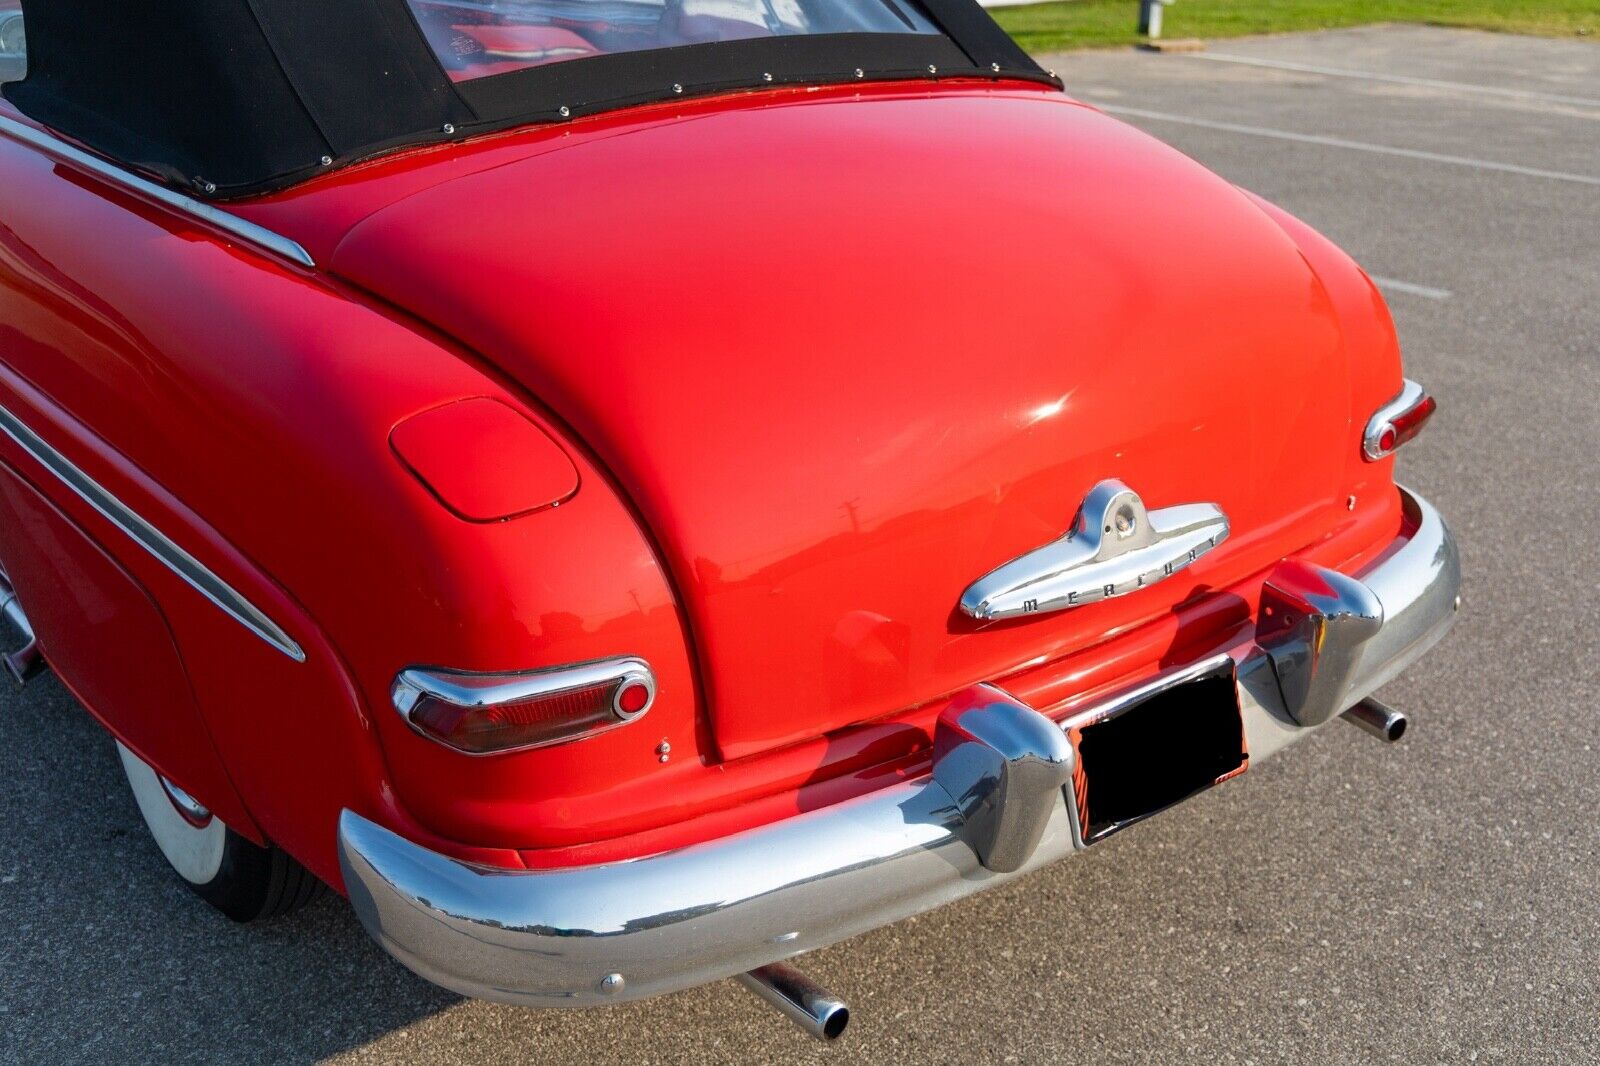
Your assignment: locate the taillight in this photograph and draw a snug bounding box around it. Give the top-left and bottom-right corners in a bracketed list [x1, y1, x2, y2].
[392, 657, 655, 755]
[1362, 379, 1436, 461]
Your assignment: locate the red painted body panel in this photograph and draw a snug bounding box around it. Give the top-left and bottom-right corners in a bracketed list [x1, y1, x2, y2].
[0, 80, 1407, 879]
[328, 89, 1387, 759]
[0, 459, 260, 839]
[0, 117, 700, 871]
[390, 397, 580, 521]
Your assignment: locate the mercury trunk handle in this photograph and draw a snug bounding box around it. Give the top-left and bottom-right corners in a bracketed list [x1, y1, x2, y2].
[959, 480, 1229, 622]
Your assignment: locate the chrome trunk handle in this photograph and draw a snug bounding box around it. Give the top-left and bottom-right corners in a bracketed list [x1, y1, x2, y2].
[959, 480, 1229, 621]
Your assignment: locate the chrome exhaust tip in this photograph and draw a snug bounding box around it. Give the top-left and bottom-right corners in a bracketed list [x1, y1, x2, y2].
[2, 640, 44, 686]
[0, 573, 44, 686]
[1341, 696, 1407, 743]
[736, 962, 850, 1042]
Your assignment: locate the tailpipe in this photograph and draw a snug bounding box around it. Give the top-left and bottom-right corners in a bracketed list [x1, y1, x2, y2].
[2, 640, 44, 686]
[736, 962, 849, 1042]
[1341, 696, 1407, 743]
[0, 571, 44, 686]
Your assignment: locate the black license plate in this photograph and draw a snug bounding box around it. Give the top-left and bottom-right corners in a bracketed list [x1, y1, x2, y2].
[1071, 666, 1247, 844]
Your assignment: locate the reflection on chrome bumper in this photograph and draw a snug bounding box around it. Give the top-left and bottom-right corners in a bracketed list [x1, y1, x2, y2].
[339, 487, 1459, 1008]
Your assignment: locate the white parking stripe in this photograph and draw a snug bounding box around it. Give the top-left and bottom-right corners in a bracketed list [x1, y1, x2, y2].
[1370, 276, 1453, 301]
[1098, 105, 1600, 187]
[1190, 52, 1600, 109]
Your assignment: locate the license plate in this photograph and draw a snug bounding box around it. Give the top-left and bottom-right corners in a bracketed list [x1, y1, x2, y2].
[1067, 664, 1248, 845]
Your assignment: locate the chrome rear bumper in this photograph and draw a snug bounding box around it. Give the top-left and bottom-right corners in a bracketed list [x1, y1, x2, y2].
[339, 486, 1459, 1008]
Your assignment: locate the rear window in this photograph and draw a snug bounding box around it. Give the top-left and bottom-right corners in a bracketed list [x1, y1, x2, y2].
[0, 4, 23, 85]
[407, 0, 939, 82]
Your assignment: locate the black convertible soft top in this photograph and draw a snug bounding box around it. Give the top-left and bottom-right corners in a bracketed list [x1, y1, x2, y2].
[2, 0, 1053, 199]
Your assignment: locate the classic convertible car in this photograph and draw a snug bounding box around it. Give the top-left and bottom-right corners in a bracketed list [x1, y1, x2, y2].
[0, 0, 1456, 1041]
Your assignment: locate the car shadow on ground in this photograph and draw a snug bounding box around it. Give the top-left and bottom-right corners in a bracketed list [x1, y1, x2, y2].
[0, 675, 464, 1063]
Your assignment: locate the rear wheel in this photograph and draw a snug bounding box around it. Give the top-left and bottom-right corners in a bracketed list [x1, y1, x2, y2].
[115, 742, 322, 921]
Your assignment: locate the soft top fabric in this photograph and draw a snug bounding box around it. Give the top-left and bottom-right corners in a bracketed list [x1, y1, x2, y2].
[2, 0, 1052, 199]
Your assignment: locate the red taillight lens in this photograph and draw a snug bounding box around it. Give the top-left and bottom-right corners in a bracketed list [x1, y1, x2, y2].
[616, 679, 652, 715]
[393, 658, 655, 755]
[1388, 394, 1436, 448]
[1362, 380, 1436, 461]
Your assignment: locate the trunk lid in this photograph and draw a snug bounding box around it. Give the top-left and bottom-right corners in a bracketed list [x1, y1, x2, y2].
[331, 87, 1353, 760]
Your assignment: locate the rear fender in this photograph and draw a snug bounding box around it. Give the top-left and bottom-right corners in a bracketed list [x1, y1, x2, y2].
[1240, 190, 1405, 448]
[0, 127, 701, 866]
[0, 454, 262, 841]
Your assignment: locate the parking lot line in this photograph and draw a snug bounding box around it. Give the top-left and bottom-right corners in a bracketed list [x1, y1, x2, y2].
[1189, 53, 1600, 109]
[1098, 105, 1600, 187]
[1369, 276, 1453, 301]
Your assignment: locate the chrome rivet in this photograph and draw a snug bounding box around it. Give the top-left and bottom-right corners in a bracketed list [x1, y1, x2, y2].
[991, 62, 1001, 73]
[762, 72, 774, 82]
[1048, 69, 1057, 78]
[1347, 495, 1357, 510]
[672, 83, 684, 94]
[559, 105, 571, 118]
[600, 973, 625, 995]
[319, 155, 333, 167]
[657, 740, 671, 755]
[854, 68, 865, 78]
[927, 65, 938, 74]
[442, 123, 456, 135]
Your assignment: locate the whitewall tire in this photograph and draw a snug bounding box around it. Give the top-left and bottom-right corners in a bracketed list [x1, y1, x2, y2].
[116, 742, 322, 921]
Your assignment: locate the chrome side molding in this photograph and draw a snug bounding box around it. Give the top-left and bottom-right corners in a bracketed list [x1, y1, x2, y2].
[960, 479, 1228, 621]
[736, 962, 850, 1042]
[0, 114, 315, 270]
[1258, 560, 1384, 726]
[931, 685, 1075, 872]
[0, 402, 305, 662]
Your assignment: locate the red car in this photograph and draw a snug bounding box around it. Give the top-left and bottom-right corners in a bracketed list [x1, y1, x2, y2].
[0, 0, 1456, 1040]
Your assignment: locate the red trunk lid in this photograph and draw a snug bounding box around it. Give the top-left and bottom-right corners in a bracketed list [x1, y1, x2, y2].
[330, 88, 1353, 759]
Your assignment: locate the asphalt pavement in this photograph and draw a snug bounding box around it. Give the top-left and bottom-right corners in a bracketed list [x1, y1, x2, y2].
[2, 24, 1597, 1066]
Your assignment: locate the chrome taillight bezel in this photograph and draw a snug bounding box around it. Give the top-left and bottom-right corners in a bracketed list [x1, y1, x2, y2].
[392, 656, 656, 755]
[1362, 378, 1436, 462]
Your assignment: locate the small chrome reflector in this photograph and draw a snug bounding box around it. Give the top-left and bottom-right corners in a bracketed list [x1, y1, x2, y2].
[1362, 379, 1436, 461]
[392, 657, 655, 755]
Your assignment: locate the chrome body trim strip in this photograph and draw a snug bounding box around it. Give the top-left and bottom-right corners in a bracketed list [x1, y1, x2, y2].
[0, 114, 316, 270]
[0, 402, 305, 662]
[338, 487, 1458, 1009]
